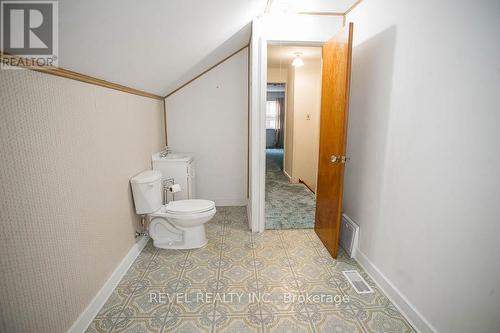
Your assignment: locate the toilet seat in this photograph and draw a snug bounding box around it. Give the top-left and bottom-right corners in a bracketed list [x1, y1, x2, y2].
[165, 199, 215, 215]
[150, 200, 216, 220]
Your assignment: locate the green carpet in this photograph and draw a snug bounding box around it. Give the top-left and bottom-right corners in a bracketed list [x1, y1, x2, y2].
[265, 149, 316, 229]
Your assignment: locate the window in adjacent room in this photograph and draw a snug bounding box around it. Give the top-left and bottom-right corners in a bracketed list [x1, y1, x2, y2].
[266, 100, 280, 129]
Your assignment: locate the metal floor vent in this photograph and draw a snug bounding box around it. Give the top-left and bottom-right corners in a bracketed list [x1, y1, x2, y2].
[342, 270, 374, 294]
[340, 214, 359, 258]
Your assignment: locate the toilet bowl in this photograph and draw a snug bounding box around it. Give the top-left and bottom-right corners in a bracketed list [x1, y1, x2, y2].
[149, 200, 216, 249]
[130, 170, 216, 249]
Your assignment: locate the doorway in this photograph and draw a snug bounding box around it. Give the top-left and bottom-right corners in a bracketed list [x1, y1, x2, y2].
[265, 45, 322, 229]
[249, 21, 354, 256]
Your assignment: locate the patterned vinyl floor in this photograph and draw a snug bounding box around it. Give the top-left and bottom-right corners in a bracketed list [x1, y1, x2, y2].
[86, 207, 415, 333]
[265, 149, 316, 229]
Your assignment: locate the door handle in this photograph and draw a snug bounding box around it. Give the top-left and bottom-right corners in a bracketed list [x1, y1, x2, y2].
[330, 155, 350, 163]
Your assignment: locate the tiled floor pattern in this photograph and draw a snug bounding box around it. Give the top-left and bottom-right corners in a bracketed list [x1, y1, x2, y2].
[265, 149, 316, 229]
[87, 207, 415, 333]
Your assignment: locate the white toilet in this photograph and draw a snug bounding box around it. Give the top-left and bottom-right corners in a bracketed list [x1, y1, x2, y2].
[130, 170, 216, 249]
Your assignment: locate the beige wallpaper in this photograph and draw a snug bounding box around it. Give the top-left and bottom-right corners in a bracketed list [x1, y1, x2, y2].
[0, 68, 165, 332]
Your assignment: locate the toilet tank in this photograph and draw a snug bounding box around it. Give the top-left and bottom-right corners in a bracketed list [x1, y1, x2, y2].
[130, 170, 163, 214]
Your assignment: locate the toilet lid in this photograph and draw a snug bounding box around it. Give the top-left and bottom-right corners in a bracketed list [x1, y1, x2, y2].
[165, 199, 215, 215]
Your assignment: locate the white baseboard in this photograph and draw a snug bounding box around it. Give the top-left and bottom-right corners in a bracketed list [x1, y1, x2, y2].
[283, 170, 292, 180]
[354, 249, 437, 333]
[67, 236, 149, 333]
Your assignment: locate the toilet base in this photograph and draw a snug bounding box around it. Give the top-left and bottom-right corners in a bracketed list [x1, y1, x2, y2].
[150, 223, 208, 250]
[147, 206, 216, 250]
[153, 239, 207, 250]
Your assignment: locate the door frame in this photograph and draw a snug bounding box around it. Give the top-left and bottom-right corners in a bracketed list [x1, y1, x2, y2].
[248, 18, 325, 232]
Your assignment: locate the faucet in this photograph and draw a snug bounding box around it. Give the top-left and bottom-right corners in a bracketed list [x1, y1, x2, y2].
[159, 146, 173, 157]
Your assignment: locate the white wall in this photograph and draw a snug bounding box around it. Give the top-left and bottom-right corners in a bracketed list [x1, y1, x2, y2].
[165, 48, 248, 206]
[267, 66, 288, 83]
[291, 59, 322, 190]
[344, 1, 500, 332]
[262, 14, 343, 43]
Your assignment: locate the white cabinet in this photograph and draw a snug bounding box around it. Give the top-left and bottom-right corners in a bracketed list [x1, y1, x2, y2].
[152, 152, 195, 201]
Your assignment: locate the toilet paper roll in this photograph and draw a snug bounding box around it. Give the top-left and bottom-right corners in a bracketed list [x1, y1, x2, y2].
[169, 184, 181, 193]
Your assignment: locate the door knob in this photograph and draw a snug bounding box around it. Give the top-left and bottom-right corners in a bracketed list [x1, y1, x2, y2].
[330, 155, 350, 163]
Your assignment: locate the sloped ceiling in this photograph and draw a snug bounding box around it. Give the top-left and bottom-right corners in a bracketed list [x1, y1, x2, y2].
[56, 0, 357, 96]
[59, 0, 266, 96]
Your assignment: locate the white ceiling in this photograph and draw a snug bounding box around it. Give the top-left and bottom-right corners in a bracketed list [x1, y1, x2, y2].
[59, 0, 266, 96]
[267, 45, 322, 68]
[269, 0, 357, 14]
[49, 1, 355, 96]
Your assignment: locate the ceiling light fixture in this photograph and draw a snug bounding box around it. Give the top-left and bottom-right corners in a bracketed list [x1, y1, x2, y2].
[292, 53, 304, 67]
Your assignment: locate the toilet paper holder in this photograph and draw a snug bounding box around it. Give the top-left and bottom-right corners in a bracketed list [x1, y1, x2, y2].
[163, 178, 176, 203]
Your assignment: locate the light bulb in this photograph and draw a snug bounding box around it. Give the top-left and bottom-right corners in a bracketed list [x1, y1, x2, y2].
[292, 55, 304, 67]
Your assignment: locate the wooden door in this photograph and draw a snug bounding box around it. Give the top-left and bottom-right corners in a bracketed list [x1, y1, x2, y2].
[315, 23, 354, 258]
